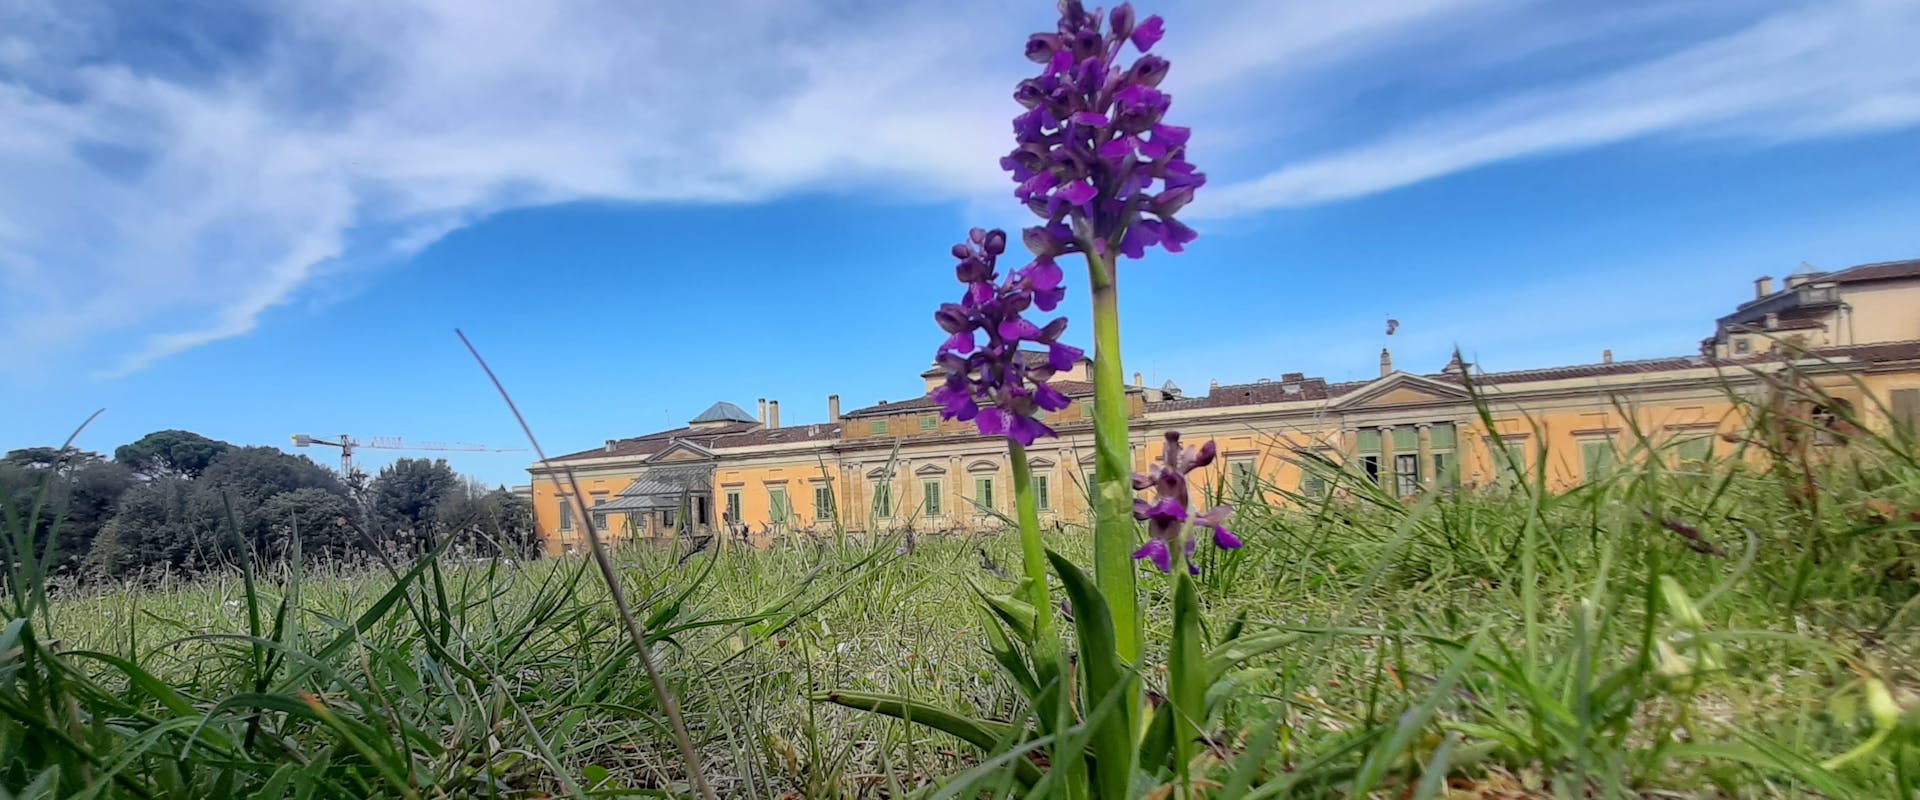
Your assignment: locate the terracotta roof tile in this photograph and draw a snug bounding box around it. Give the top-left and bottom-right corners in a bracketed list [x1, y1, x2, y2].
[711, 424, 844, 448]
[1149, 377, 1340, 411]
[843, 380, 1099, 418]
[1824, 258, 1920, 285]
[549, 422, 756, 462]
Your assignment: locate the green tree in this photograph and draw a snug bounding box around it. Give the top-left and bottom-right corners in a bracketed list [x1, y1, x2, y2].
[88, 477, 200, 577]
[185, 447, 347, 566]
[1, 448, 134, 573]
[368, 458, 459, 550]
[259, 489, 364, 561]
[114, 430, 233, 478]
[435, 482, 537, 557]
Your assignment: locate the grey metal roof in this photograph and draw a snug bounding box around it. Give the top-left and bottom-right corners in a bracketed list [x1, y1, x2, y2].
[599, 463, 715, 512]
[690, 401, 757, 424]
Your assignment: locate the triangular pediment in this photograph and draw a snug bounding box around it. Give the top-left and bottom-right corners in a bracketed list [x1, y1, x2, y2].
[914, 463, 947, 476]
[1330, 372, 1471, 410]
[647, 439, 716, 463]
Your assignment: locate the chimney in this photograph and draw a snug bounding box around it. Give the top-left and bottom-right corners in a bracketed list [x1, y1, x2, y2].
[827, 394, 841, 420]
[1602, 349, 1613, 364]
[1764, 312, 1779, 330]
[768, 400, 781, 429]
[604, 439, 617, 454]
[1209, 378, 1220, 391]
[1133, 371, 1144, 387]
[1754, 276, 1773, 299]
[1379, 348, 1393, 377]
[757, 398, 767, 425]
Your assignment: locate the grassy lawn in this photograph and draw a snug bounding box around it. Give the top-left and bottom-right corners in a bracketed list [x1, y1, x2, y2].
[9, 438, 1920, 798]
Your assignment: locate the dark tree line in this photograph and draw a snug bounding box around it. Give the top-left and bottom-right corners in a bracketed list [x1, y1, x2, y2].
[1, 430, 535, 581]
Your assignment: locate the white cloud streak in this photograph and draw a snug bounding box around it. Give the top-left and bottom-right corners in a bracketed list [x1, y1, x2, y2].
[0, 0, 1914, 376]
[1202, 0, 1920, 216]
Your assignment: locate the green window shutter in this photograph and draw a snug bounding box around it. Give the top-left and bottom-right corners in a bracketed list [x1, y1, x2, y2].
[870, 420, 888, 435]
[1428, 423, 1457, 450]
[1892, 389, 1920, 433]
[1301, 474, 1327, 499]
[725, 491, 742, 523]
[1391, 427, 1417, 452]
[1677, 436, 1713, 464]
[558, 499, 574, 531]
[1356, 429, 1381, 453]
[872, 483, 892, 517]
[922, 480, 942, 516]
[769, 487, 789, 522]
[1034, 476, 1050, 510]
[919, 414, 937, 431]
[975, 477, 994, 511]
[1581, 441, 1614, 478]
[814, 486, 834, 519]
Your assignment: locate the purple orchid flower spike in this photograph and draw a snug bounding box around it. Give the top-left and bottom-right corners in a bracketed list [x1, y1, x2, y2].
[1002, 1, 1204, 271]
[1130, 430, 1238, 575]
[927, 228, 1082, 446]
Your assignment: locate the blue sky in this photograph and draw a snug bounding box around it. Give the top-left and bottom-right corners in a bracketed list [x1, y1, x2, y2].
[2, 0, 1917, 487]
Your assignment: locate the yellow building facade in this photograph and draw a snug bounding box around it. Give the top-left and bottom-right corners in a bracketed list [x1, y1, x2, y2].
[529, 259, 1920, 555]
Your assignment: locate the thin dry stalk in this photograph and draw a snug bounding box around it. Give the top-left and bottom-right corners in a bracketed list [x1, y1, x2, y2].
[457, 329, 718, 800]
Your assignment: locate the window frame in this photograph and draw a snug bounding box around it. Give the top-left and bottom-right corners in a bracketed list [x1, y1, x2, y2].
[767, 486, 791, 524]
[922, 480, 943, 516]
[557, 496, 574, 532]
[812, 484, 835, 521]
[1034, 475, 1051, 511]
[974, 477, 995, 513]
[724, 490, 742, 524]
[1393, 453, 1420, 496]
[872, 481, 893, 518]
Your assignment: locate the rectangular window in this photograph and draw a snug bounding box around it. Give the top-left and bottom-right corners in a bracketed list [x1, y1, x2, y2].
[870, 420, 888, 435]
[1431, 453, 1451, 486]
[872, 482, 893, 517]
[1394, 453, 1419, 496]
[974, 477, 995, 512]
[1034, 475, 1051, 511]
[591, 493, 608, 529]
[922, 480, 942, 516]
[1893, 388, 1920, 435]
[1228, 458, 1258, 498]
[558, 497, 574, 531]
[1493, 437, 1528, 476]
[1081, 403, 1094, 419]
[1676, 436, 1713, 464]
[920, 414, 937, 431]
[768, 486, 790, 523]
[1581, 440, 1615, 479]
[1300, 474, 1327, 499]
[725, 490, 742, 524]
[1733, 337, 1751, 355]
[813, 485, 835, 520]
[1360, 455, 1381, 486]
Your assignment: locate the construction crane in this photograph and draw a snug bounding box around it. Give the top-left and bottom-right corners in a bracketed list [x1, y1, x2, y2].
[291, 434, 525, 476]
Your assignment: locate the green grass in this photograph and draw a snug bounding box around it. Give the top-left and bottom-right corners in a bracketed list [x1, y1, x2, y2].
[6, 421, 1920, 797]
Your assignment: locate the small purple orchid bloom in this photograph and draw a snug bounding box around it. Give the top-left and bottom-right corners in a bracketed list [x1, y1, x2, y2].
[1131, 431, 1238, 574]
[928, 228, 1081, 447]
[1002, 1, 1204, 272]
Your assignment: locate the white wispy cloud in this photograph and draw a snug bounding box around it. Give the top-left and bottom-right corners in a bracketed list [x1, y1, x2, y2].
[1202, 0, 1920, 216]
[0, 0, 1913, 377]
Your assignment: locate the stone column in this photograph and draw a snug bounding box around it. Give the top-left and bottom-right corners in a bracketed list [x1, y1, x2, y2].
[1378, 425, 1396, 493]
[1416, 423, 1434, 489]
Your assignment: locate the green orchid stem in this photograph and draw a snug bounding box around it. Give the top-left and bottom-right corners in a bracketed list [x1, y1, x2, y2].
[1086, 248, 1143, 736]
[1168, 552, 1205, 784]
[1008, 443, 1053, 640]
